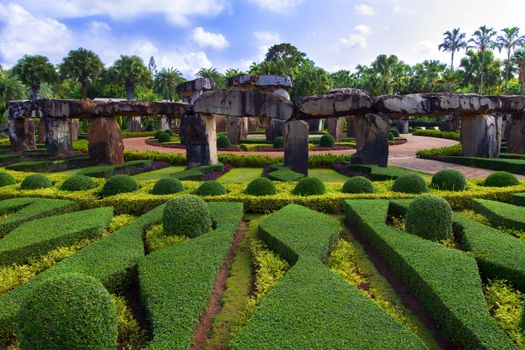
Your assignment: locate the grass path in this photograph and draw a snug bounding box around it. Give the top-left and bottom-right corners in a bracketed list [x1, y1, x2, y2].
[308, 168, 349, 182]
[131, 166, 186, 181]
[218, 168, 263, 184]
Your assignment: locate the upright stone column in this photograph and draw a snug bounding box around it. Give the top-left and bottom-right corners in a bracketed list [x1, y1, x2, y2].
[38, 121, 46, 144]
[346, 116, 356, 137]
[9, 118, 36, 152]
[88, 117, 124, 165]
[504, 113, 525, 154]
[351, 114, 390, 167]
[393, 119, 409, 134]
[45, 118, 72, 157]
[160, 117, 171, 131]
[327, 117, 344, 141]
[227, 117, 248, 145]
[461, 115, 503, 158]
[306, 119, 323, 133]
[216, 115, 227, 133]
[440, 115, 460, 132]
[180, 114, 217, 168]
[69, 119, 80, 141]
[127, 116, 142, 132]
[284, 120, 309, 176]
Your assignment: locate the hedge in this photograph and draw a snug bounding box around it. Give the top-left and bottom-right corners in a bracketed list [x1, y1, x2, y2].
[472, 199, 525, 231]
[0, 207, 113, 266]
[344, 164, 423, 181]
[412, 129, 461, 140]
[511, 192, 525, 207]
[77, 165, 115, 178]
[231, 205, 425, 349]
[438, 156, 525, 175]
[114, 160, 153, 173]
[267, 168, 304, 182]
[138, 202, 243, 349]
[173, 163, 224, 181]
[5, 161, 54, 172]
[344, 199, 515, 349]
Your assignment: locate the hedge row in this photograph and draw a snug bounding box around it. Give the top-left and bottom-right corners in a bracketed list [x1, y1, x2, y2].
[138, 202, 243, 349]
[344, 164, 423, 180]
[439, 156, 525, 175]
[344, 199, 515, 349]
[472, 199, 525, 231]
[411, 129, 461, 140]
[173, 163, 224, 181]
[231, 204, 425, 349]
[0, 207, 113, 266]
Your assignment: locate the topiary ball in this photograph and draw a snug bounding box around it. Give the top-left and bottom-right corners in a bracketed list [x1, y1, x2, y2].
[292, 177, 326, 196]
[483, 171, 520, 187]
[195, 180, 227, 196]
[163, 194, 212, 237]
[16, 273, 118, 350]
[405, 194, 452, 241]
[273, 137, 284, 149]
[392, 174, 429, 194]
[342, 176, 375, 194]
[151, 177, 184, 195]
[157, 132, 171, 143]
[60, 175, 97, 191]
[20, 174, 52, 190]
[388, 132, 395, 141]
[154, 130, 163, 140]
[320, 134, 335, 148]
[164, 129, 173, 136]
[0, 172, 16, 187]
[100, 175, 139, 197]
[217, 135, 231, 148]
[431, 169, 467, 191]
[390, 128, 400, 137]
[245, 177, 277, 196]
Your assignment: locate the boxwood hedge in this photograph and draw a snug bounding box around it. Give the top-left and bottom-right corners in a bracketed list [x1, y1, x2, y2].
[472, 199, 525, 231]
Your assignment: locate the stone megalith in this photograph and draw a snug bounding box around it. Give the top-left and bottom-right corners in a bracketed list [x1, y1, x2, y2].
[284, 120, 309, 176]
[351, 114, 390, 167]
[45, 118, 72, 157]
[505, 113, 525, 154]
[9, 118, 36, 152]
[180, 114, 218, 168]
[88, 117, 124, 165]
[347, 116, 356, 137]
[392, 119, 409, 134]
[69, 119, 80, 140]
[440, 115, 460, 132]
[461, 115, 503, 158]
[38, 121, 46, 144]
[327, 117, 344, 142]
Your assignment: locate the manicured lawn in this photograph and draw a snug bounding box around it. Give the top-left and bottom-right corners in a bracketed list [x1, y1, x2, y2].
[308, 168, 349, 182]
[131, 166, 186, 181]
[218, 168, 263, 183]
[62, 165, 112, 175]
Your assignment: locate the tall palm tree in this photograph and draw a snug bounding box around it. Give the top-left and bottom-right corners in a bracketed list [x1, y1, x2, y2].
[153, 67, 185, 101]
[0, 71, 26, 122]
[11, 55, 57, 100]
[514, 49, 525, 96]
[196, 67, 225, 88]
[60, 48, 104, 99]
[496, 27, 525, 94]
[438, 28, 468, 72]
[109, 55, 151, 100]
[469, 25, 498, 94]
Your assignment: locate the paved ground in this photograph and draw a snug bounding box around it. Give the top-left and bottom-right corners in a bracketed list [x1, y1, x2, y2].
[124, 135, 525, 179]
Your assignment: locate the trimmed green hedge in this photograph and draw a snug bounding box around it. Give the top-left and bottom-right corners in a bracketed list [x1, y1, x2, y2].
[151, 178, 184, 195]
[292, 177, 326, 196]
[173, 164, 224, 181]
[194, 180, 227, 196]
[163, 195, 212, 237]
[431, 169, 467, 191]
[342, 176, 375, 194]
[245, 177, 277, 196]
[344, 199, 515, 349]
[473, 199, 525, 231]
[412, 129, 460, 140]
[344, 164, 423, 181]
[439, 156, 525, 175]
[100, 175, 139, 198]
[20, 174, 52, 190]
[392, 174, 428, 194]
[267, 168, 304, 182]
[0, 173, 16, 187]
[405, 194, 452, 241]
[5, 161, 54, 172]
[114, 160, 153, 173]
[483, 172, 520, 187]
[60, 175, 97, 191]
[77, 166, 115, 178]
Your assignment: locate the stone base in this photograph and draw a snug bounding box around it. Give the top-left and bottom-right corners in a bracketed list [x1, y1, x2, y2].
[461, 115, 503, 158]
[506, 113, 525, 154]
[128, 116, 142, 132]
[351, 114, 390, 167]
[9, 118, 36, 152]
[346, 116, 356, 137]
[180, 114, 217, 168]
[38, 121, 46, 144]
[392, 119, 409, 134]
[88, 117, 124, 165]
[69, 118, 80, 141]
[284, 120, 309, 176]
[328, 117, 344, 142]
[227, 117, 248, 145]
[45, 118, 72, 157]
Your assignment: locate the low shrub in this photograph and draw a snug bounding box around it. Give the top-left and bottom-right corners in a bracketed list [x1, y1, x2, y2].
[483, 171, 520, 187]
[343, 164, 419, 181]
[272, 137, 284, 149]
[60, 175, 97, 191]
[390, 128, 400, 137]
[217, 135, 231, 148]
[20, 174, 52, 190]
[267, 168, 305, 182]
[194, 180, 227, 196]
[431, 169, 467, 191]
[405, 195, 452, 241]
[416, 144, 462, 159]
[473, 199, 525, 231]
[100, 175, 139, 198]
[292, 177, 326, 196]
[0, 173, 16, 187]
[436, 156, 525, 175]
[163, 195, 212, 237]
[157, 132, 171, 143]
[319, 134, 335, 148]
[392, 174, 428, 194]
[388, 132, 395, 141]
[77, 166, 114, 178]
[412, 129, 460, 141]
[342, 176, 375, 194]
[114, 160, 153, 173]
[174, 163, 225, 181]
[5, 161, 54, 172]
[245, 178, 277, 196]
[16, 273, 118, 350]
[151, 178, 184, 195]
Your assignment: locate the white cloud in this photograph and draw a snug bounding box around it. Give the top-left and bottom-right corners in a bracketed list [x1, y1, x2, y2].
[354, 24, 372, 36]
[338, 34, 368, 49]
[354, 3, 374, 16]
[413, 40, 435, 55]
[254, 31, 281, 43]
[247, 0, 303, 14]
[88, 21, 111, 32]
[192, 27, 229, 49]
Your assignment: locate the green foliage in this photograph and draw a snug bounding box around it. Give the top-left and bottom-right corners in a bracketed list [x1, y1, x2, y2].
[0, 173, 16, 187]
[60, 175, 97, 191]
[60, 48, 103, 98]
[431, 169, 467, 191]
[245, 177, 277, 196]
[388, 132, 395, 141]
[163, 195, 212, 237]
[344, 164, 422, 181]
[173, 163, 224, 181]
[107, 55, 151, 100]
[156, 132, 171, 143]
[195, 180, 227, 196]
[405, 195, 452, 241]
[20, 174, 52, 190]
[412, 129, 460, 140]
[6, 161, 54, 172]
[392, 174, 429, 194]
[11, 55, 57, 99]
[76, 165, 114, 178]
[100, 175, 139, 198]
[292, 177, 326, 196]
[438, 157, 525, 175]
[114, 160, 152, 173]
[272, 137, 284, 149]
[342, 176, 375, 194]
[151, 177, 184, 195]
[113, 295, 147, 350]
[267, 168, 305, 182]
[145, 224, 187, 252]
[16, 273, 118, 350]
[390, 128, 400, 137]
[153, 67, 185, 101]
[416, 144, 462, 159]
[484, 172, 520, 187]
[319, 134, 335, 147]
[473, 199, 525, 232]
[217, 134, 231, 148]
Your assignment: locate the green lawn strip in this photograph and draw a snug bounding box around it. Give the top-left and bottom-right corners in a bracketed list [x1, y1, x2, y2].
[0, 198, 78, 238]
[218, 168, 263, 184]
[231, 205, 425, 349]
[0, 205, 163, 346]
[307, 168, 349, 182]
[138, 202, 244, 349]
[345, 164, 430, 181]
[439, 156, 525, 175]
[473, 199, 525, 231]
[131, 166, 186, 181]
[345, 199, 516, 349]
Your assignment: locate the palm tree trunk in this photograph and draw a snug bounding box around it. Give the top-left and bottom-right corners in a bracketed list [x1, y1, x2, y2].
[451, 51, 455, 72]
[126, 84, 134, 101]
[480, 51, 486, 94]
[505, 50, 511, 94]
[31, 85, 40, 100]
[520, 63, 525, 96]
[81, 82, 88, 99]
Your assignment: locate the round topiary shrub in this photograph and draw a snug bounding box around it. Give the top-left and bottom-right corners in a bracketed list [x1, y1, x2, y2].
[390, 128, 400, 137]
[388, 132, 395, 141]
[154, 130, 163, 140]
[431, 169, 467, 191]
[157, 132, 171, 143]
[163, 194, 212, 237]
[60, 175, 97, 192]
[20, 174, 52, 190]
[0, 172, 16, 187]
[342, 176, 375, 194]
[483, 171, 520, 187]
[319, 134, 335, 148]
[195, 180, 227, 196]
[164, 129, 173, 136]
[16, 273, 118, 350]
[292, 177, 326, 196]
[217, 134, 231, 148]
[245, 177, 277, 196]
[151, 177, 184, 195]
[273, 137, 284, 149]
[100, 175, 139, 197]
[405, 194, 452, 241]
[392, 174, 428, 194]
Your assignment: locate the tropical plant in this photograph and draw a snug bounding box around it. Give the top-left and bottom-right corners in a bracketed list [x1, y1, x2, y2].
[408, 60, 448, 92]
[196, 67, 226, 88]
[59, 48, 104, 98]
[330, 70, 357, 89]
[356, 54, 411, 95]
[108, 55, 151, 100]
[292, 61, 333, 98]
[469, 25, 498, 93]
[153, 67, 185, 101]
[11, 55, 58, 100]
[459, 50, 502, 94]
[0, 71, 26, 108]
[514, 49, 525, 95]
[438, 28, 468, 72]
[496, 27, 525, 94]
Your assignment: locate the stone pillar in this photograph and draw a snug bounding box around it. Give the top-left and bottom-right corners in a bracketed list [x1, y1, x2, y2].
[393, 119, 409, 134]
[180, 114, 217, 168]
[440, 115, 461, 132]
[38, 120, 46, 144]
[327, 117, 344, 142]
[9, 118, 36, 152]
[160, 117, 171, 131]
[216, 115, 227, 133]
[306, 119, 323, 133]
[461, 115, 503, 158]
[127, 116, 142, 132]
[227, 117, 248, 145]
[248, 117, 259, 131]
[88, 117, 124, 165]
[45, 118, 72, 157]
[351, 114, 390, 167]
[347, 116, 356, 137]
[284, 120, 309, 176]
[69, 118, 80, 141]
[504, 113, 525, 154]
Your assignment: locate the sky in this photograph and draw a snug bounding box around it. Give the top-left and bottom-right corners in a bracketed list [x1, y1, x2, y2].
[0, 0, 524, 79]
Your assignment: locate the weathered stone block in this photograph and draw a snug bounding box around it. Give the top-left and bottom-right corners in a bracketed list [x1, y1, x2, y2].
[160, 117, 171, 131]
[284, 120, 309, 176]
[227, 117, 248, 145]
[461, 114, 503, 158]
[216, 115, 227, 133]
[351, 114, 390, 167]
[347, 116, 356, 137]
[9, 118, 36, 152]
[45, 118, 72, 156]
[180, 114, 217, 168]
[88, 117, 124, 165]
[69, 118, 80, 140]
[505, 113, 525, 154]
[328, 117, 344, 142]
[392, 119, 409, 134]
[128, 116, 142, 132]
[306, 119, 323, 133]
[38, 121, 46, 144]
[296, 89, 372, 119]
[440, 115, 460, 132]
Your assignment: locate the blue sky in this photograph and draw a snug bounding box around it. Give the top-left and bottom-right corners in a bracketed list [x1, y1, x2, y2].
[0, 0, 524, 78]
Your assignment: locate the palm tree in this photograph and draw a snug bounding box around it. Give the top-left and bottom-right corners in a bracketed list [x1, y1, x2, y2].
[439, 28, 468, 72]
[108, 55, 151, 100]
[514, 49, 525, 96]
[196, 67, 225, 88]
[60, 48, 104, 99]
[153, 67, 185, 101]
[469, 25, 498, 94]
[0, 71, 26, 122]
[11, 55, 57, 100]
[496, 27, 525, 94]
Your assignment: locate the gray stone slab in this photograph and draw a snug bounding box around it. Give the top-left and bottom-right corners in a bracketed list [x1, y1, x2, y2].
[284, 120, 309, 176]
[461, 114, 503, 158]
[351, 114, 390, 167]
